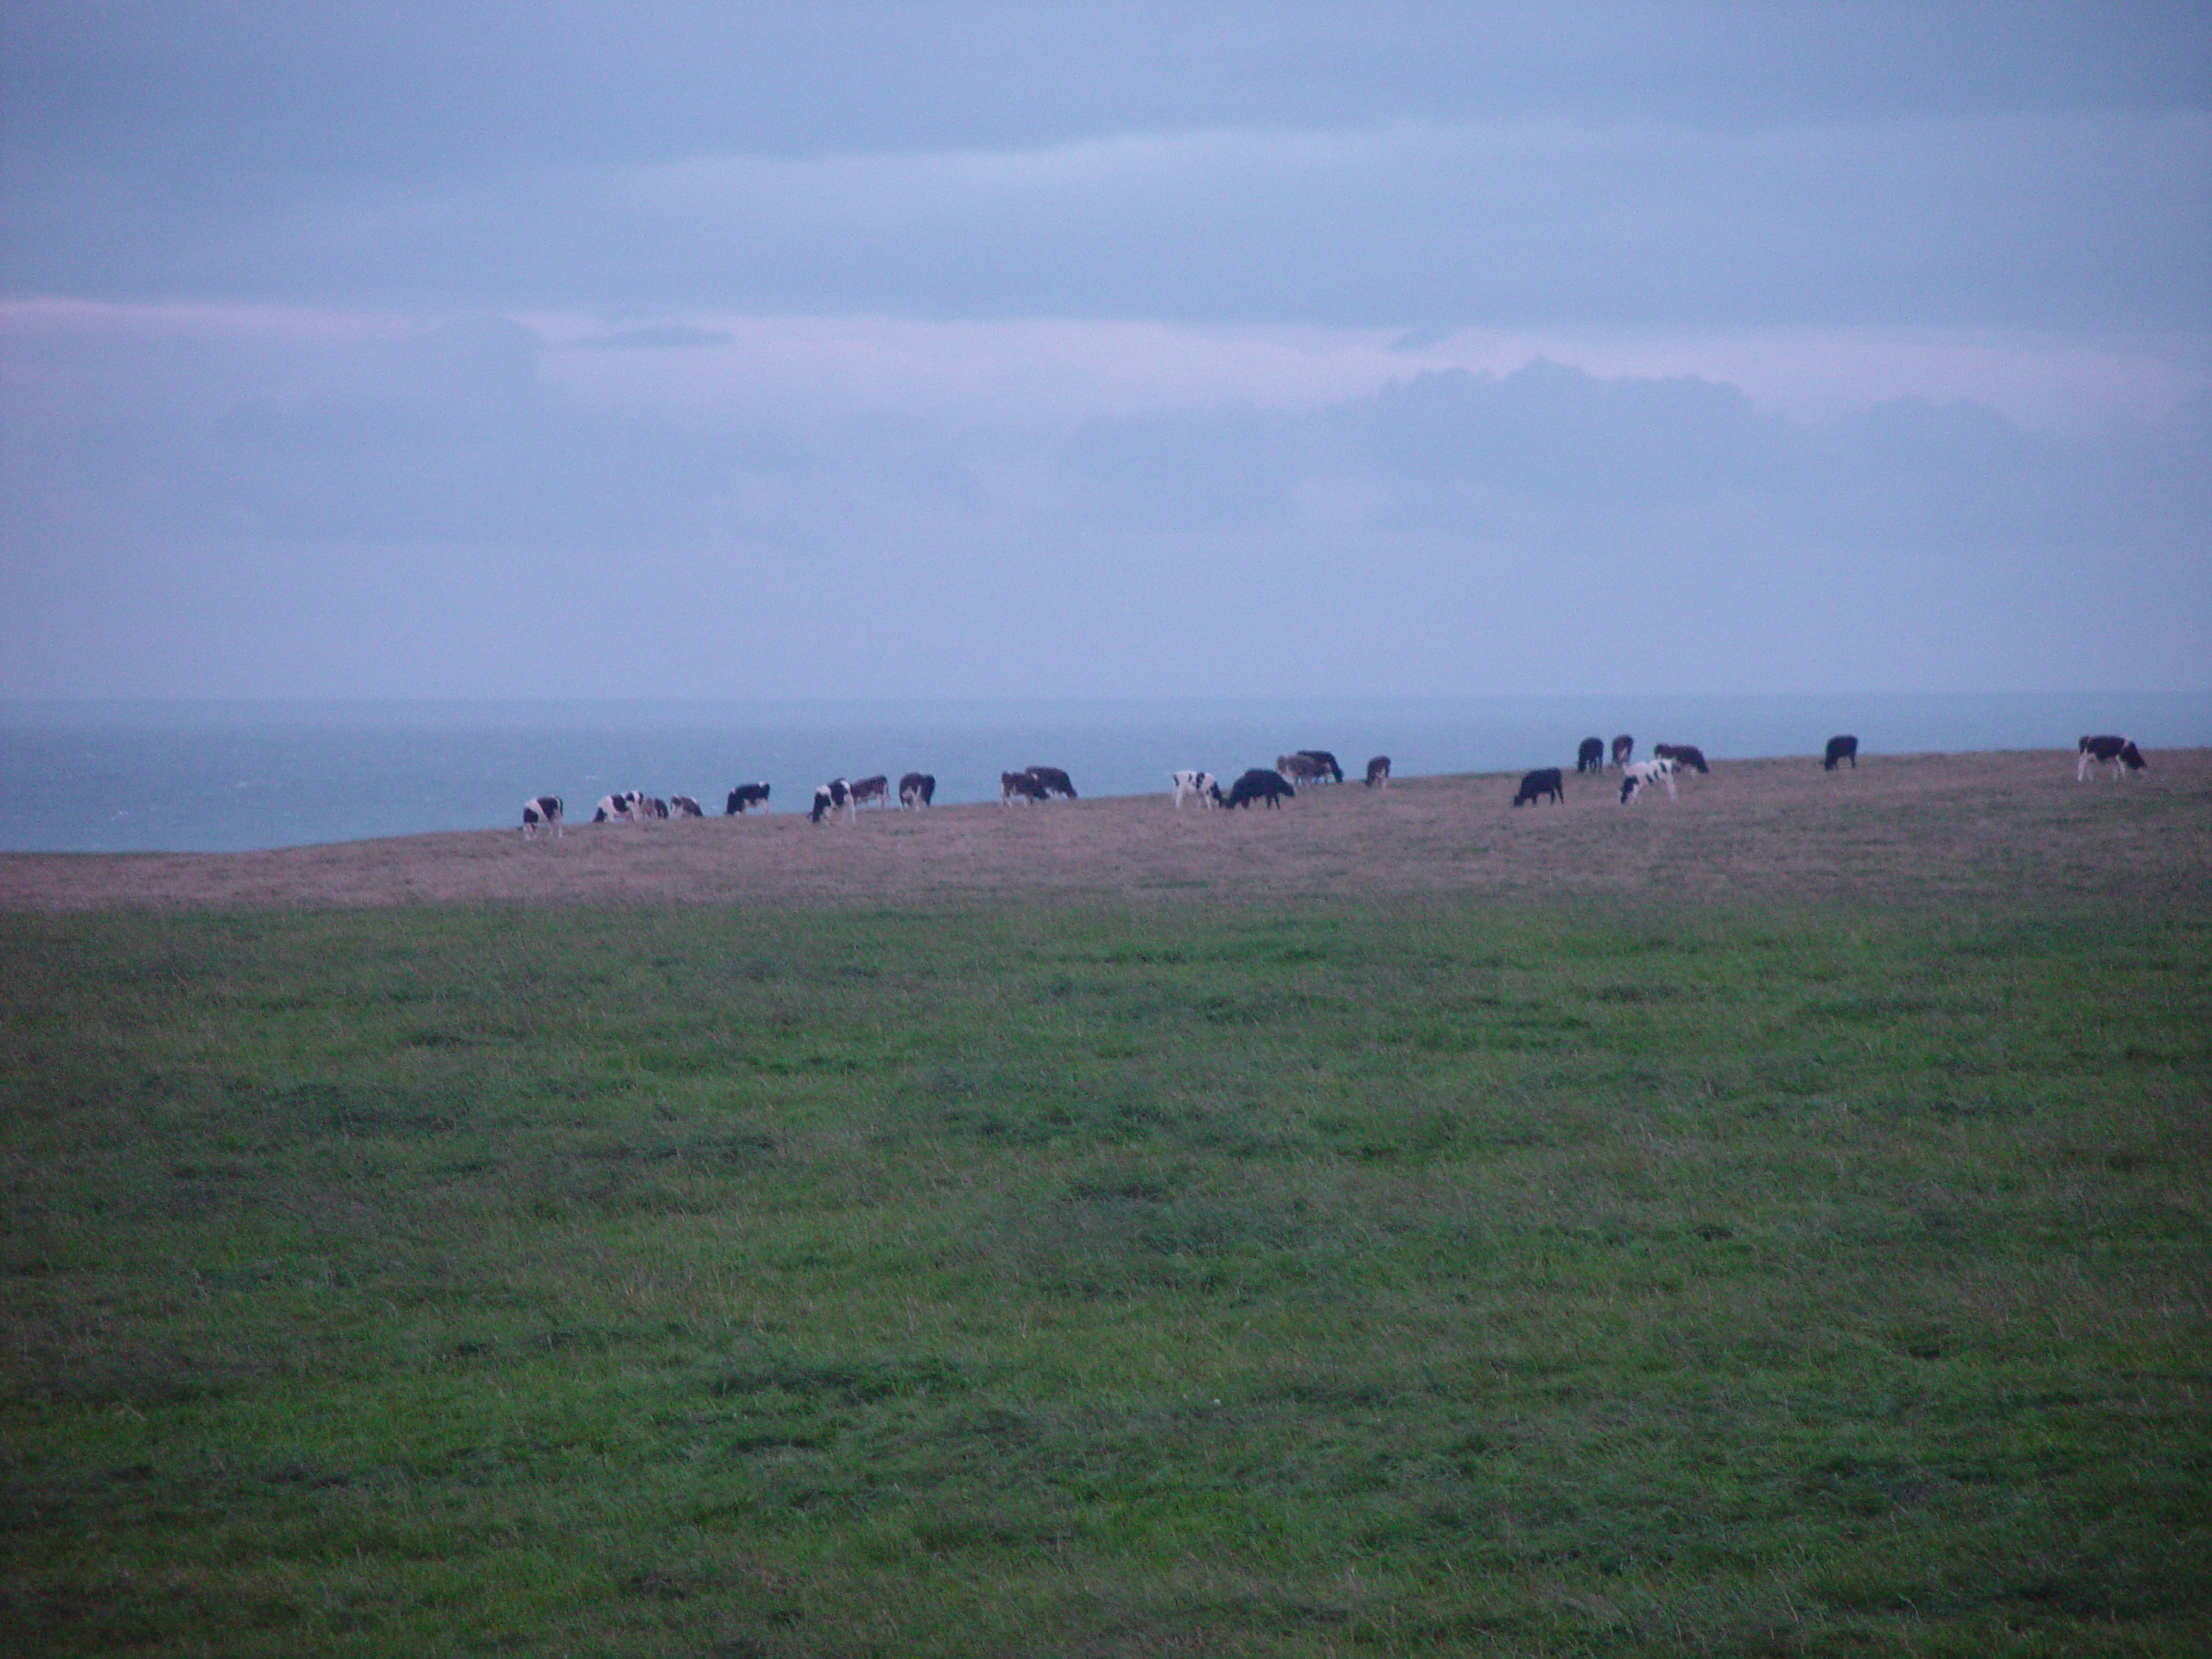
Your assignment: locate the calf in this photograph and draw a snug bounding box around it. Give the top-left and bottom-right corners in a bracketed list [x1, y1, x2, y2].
[1576, 737, 1605, 774]
[725, 782, 772, 814]
[669, 795, 704, 817]
[1172, 770, 1221, 810]
[592, 791, 644, 823]
[1823, 734, 1859, 772]
[849, 775, 890, 810]
[2077, 735, 2147, 781]
[1512, 766, 1564, 806]
[521, 795, 563, 839]
[1296, 749, 1344, 784]
[1027, 766, 1078, 800]
[1618, 757, 1677, 804]
[899, 772, 936, 808]
[810, 779, 855, 823]
[1611, 734, 1635, 768]
[1653, 743, 1709, 774]
[1001, 769, 1048, 804]
[1229, 767, 1295, 809]
[1364, 754, 1391, 788]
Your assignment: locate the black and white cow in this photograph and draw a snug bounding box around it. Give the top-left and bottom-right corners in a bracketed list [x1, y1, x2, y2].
[1001, 770, 1048, 804]
[1618, 756, 1677, 804]
[1364, 755, 1391, 788]
[642, 797, 671, 820]
[810, 779, 855, 823]
[2077, 735, 2147, 781]
[725, 782, 772, 814]
[1171, 770, 1222, 809]
[1576, 737, 1605, 774]
[1512, 767, 1564, 806]
[1611, 734, 1635, 769]
[593, 791, 644, 823]
[1654, 744, 1709, 774]
[521, 796, 563, 839]
[899, 772, 936, 808]
[1823, 735, 1859, 772]
[1296, 749, 1344, 784]
[669, 795, 704, 817]
[849, 775, 891, 810]
[1027, 766, 1078, 800]
[1229, 767, 1295, 809]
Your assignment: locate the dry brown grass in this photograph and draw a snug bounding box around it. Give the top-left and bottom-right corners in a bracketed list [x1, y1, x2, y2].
[3, 747, 2207, 912]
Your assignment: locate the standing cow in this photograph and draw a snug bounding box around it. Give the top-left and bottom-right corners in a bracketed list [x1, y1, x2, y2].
[1611, 734, 1635, 768]
[1823, 735, 1859, 772]
[1618, 757, 1677, 804]
[899, 772, 936, 808]
[1653, 744, 1709, 775]
[521, 796, 563, 839]
[810, 779, 855, 823]
[1172, 770, 1222, 809]
[1027, 766, 1078, 800]
[1229, 768, 1296, 809]
[1512, 767, 1564, 806]
[1576, 738, 1605, 773]
[2077, 735, 2147, 781]
[1295, 750, 1344, 784]
[848, 775, 890, 809]
[1001, 770, 1048, 804]
[725, 782, 772, 814]
[1364, 755, 1391, 788]
[669, 796, 704, 817]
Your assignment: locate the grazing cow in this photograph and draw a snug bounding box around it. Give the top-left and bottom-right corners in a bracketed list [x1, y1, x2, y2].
[1276, 753, 1331, 786]
[849, 775, 890, 809]
[1611, 734, 1635, 768]
[641, 797, 671, 820]
[669, 795, 704, 817]
[899, 772, 936, 808]
[1001, 770, 1049, 804]
[521, 796, 563, 839]
[725, 782, 772, 814]
[1296, 749, 1344, 784]
[1653, 744, 1709, 774]
[1618, 757, 1677, 804]
[1512, 766, 1565, 806]
[1823, 734, 1859, 772]
[1576, 737, 1605, 774]
[1228, 767, 1295, 809]
[1027, 766, 1078, 800]
[1364, 754, 1391, 788]
[810, 779, 855, 823]
[592, 791, 644, 823]
[1172, 770, 1223, 810]
[2077, 735, 2147, 781]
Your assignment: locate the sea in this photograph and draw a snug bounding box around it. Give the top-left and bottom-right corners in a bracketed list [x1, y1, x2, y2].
[3, 693, 2207, 855]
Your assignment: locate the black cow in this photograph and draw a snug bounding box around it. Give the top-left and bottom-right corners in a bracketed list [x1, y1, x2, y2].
[1027, 766, 1078, 800]
[1611, 734, 1635, 768]
[1296, 749, 1344, 784]
[1576, 737, 1605, 773]
[1654, 744, 1709, 774]
[1364, 754, 1391, 787]
[1228, 767, 1295, 809]
[1001, 770, 1048, 804]
[2077, 735, 2147, 781]
[725, 782, 772, 814]
[1823, 735, 1859, 772]
[899, 772, 936, 808]
[1512, 767, 1564, 806]
[521, 795, 563, 839]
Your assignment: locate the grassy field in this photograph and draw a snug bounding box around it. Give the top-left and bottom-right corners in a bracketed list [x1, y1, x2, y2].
[3, 895, 2209, 1656]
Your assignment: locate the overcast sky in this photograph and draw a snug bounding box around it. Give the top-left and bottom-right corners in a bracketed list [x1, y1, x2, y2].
[3, 2, 2206, 697]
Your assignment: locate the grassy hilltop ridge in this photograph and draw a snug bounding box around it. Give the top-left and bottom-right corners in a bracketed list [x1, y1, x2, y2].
[3, 894, 2209, 1656]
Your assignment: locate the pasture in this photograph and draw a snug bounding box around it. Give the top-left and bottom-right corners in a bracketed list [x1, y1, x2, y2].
[3, 753, 2209, 1655]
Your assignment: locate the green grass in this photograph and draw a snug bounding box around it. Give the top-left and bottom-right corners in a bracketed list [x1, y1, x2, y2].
[3, 899, 2208, 1656]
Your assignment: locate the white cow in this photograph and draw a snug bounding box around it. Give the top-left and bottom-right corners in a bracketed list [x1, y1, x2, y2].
[1618, 757, 1677, 805]
[1171, 770, 1222, 809]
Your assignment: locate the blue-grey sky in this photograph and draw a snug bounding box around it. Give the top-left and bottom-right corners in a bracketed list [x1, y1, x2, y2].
[3, 2, 2206, 696]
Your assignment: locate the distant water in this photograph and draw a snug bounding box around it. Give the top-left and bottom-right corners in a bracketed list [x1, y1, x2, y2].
[3, 694, 2207, 855]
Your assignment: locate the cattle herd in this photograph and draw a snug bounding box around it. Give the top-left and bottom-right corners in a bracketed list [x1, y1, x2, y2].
[519, 731, 2154, 836]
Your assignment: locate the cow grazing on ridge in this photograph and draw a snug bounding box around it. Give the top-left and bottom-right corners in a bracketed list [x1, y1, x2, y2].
[1027, 766, 1078, 800]
[1277, 753, 1331, 786]
[1654, 744, 1709, 774]
[669, 796, 704, 817]
[1296, 749, 1344, 784]
[1364, 755, 1391, 787]
[521, 796, 563, 839]
[1512, 767, 1564, 806]
[810, 779, 854, 823]
[1611, 734, 1635, 768]
[1172, 770, 1222, 809]
[899, 772, 936, 808]
[1001, 770, 1048, 804]
[1823, 735, 1859, 772]
[725, 782, 771, 814]
[1230, 768, 1295, 809]
[1577, 738, 1605, 774]
[1618, 757, 1676, 804]
[2077, 735, 2147, 781]
[641, 797, 671, 820]
[593, 791, 643, 823]
[849, 775, 890, 809]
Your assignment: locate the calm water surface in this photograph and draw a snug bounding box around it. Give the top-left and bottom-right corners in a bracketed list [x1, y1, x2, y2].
[4, 694, 2206, 854]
